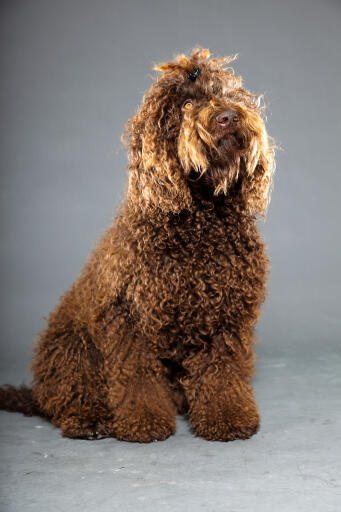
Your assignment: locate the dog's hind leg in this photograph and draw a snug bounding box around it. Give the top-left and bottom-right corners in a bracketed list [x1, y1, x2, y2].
[31, 318, 112, 439]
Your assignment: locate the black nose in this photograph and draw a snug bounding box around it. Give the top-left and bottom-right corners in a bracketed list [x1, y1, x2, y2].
[216, 110, 239, 126]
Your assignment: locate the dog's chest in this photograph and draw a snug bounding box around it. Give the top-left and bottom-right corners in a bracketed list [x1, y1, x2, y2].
[132, 208, 267, 336]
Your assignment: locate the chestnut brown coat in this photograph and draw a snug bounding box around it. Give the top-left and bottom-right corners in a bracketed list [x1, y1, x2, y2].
[0, 48, 275, 442]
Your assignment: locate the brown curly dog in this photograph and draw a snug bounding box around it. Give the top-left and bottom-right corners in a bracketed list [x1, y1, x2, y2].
[0, 48, 275, 442]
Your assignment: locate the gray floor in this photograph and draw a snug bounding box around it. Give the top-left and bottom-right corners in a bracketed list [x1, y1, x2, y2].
[1, 348, 340, 512]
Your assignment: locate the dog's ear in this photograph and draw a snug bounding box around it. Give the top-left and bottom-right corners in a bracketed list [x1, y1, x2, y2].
[240, 114, 276, 216]
[122, 86, 193, 215]
[120, 48, 213, 216]
[126, 141, 193, 215]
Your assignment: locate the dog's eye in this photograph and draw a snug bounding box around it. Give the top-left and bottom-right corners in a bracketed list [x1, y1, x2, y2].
[182, 100, 194, 111]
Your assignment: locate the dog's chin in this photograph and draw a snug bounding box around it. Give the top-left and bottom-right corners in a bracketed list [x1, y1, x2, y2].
[186, 134, 247, 196]
[187, 161, 243, 199]
[217, 133, 241, 152]
[208, 140, 244, 174]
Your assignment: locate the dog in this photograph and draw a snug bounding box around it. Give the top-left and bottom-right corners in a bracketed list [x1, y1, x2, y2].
[0, 48, 275, 442]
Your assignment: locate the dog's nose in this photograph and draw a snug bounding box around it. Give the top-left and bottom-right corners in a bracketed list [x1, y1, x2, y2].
[216, 110, 239, 127]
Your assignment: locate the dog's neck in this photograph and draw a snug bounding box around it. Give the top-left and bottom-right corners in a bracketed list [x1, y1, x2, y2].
[125, 170, 251, 228]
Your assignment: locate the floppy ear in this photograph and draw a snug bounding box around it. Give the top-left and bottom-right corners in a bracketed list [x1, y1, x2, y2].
[122, 84, 193, 215]
[121, 47, 217, 215]
[240, 113, 276, 216]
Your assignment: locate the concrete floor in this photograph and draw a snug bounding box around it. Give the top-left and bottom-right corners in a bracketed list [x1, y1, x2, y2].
[1, 349, 340, 512]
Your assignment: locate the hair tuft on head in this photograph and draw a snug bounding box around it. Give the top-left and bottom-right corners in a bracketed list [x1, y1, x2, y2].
[153, 47, 211, 74]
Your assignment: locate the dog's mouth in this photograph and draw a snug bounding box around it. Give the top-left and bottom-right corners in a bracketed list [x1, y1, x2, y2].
[205, 130, 244, 169]
[216, 132, 243, 151]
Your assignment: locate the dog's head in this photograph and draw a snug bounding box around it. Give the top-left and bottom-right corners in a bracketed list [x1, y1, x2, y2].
[123, 48, 275, 216]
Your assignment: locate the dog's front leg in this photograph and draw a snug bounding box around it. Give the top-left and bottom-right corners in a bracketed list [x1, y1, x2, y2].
[103, 328, 177, 443]
[182, 337, 260, 441]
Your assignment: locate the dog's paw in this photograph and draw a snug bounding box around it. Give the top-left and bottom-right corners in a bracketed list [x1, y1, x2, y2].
[113, 412, 176, 443]
[192, 413, 260, 442]
[60, 417, 114, 440]
[189, 386, 260, 442]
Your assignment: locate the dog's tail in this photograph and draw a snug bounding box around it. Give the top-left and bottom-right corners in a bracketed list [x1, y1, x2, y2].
[0, 385, 41, 417]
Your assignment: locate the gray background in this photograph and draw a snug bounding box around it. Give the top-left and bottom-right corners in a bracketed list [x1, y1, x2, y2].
[1, 1, 340, 511]
[1, 0, 340, 365]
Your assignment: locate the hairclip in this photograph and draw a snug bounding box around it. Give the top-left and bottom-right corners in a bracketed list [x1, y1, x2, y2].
[188, 67, 201, 82]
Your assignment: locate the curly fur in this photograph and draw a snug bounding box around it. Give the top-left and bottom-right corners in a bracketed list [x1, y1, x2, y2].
[0, 48, 275, 442]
